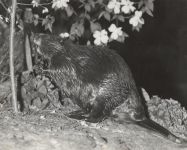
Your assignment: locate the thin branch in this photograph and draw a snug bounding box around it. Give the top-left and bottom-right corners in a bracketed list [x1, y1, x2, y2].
[17, 2, 52, 6]
[10, 0, 18, 113]
[0, 72, 10, 77]
[0, 50, 8, 65]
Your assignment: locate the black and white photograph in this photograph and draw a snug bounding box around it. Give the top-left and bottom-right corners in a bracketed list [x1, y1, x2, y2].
[0, 0, 187, 149]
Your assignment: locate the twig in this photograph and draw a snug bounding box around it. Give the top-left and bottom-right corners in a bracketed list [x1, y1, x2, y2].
[10, 0, 18, 113]
[0, 52, 8, 65]
[17, 2, 52, 6]
[0, 72, 10, 77]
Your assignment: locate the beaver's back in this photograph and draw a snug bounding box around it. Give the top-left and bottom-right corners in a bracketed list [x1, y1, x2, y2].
[34, 35, 145, 120]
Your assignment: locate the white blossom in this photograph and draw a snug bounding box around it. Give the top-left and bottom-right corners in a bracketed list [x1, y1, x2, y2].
[93, 30, 109, 45]
[52, 0, 69, 9]
[107, 0, 121, 14]
[121, 0, 135, 14]
[42, 7, 49, 14]
[108, 24, 123, 40]
[129, 11, 144, 27]
[34, 14, 39, 19]
[59, 32, 70, 38]
[32, 0, 39, 7]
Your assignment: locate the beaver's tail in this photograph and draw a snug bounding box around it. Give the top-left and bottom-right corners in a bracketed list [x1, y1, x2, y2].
[136, 118, 186, 144]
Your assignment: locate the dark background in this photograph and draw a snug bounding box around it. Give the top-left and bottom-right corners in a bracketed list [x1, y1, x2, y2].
[110, 0, 187, 107]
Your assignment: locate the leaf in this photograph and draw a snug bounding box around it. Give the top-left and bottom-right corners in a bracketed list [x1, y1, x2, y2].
[145, 8, 153, 17]
[117, 15, 125, 22]
[124, 32, 128, 37]
[90, 22, 101, 33]
[97, 0, 103, 4]
[42, 15, 55, 32]
[24, 8, 33, 23]
[115, 32, 129, 43]
[77, 22, 84, 36]
[42, 7, 49, 14]
[132, 22, 143, 32]
[116, 35, 124, 43]
[144, 0, 154, 11]
[105, 7, 113, 13]
[80, 0, 86, 3]
[112, 15, 117, 20]
[65, 6, 74, 17]
[138, 1, 144, 9]
[103, 12, 110, 21]
[147, 0, 155, 10]
[85, 4, 91, 12]
[143, 0, 154, 16]
[88, 0, 95, 8]
[47, 23, 52, 32]
[42, 18, 47, 26]
[98, 11, 105, 19]
[34, 20, 38, 26]
[147, 2, 154, 11]
[33, 14, 39, 26]
[85, 14, 91, 20]
[70, 21, 85, 38]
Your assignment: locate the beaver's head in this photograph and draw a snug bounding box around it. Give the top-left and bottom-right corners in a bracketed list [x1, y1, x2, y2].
[33, 33, 65, 58]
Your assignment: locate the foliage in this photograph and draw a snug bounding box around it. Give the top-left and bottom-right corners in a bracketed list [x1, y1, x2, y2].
[0, 0, 155, 45]
[146, 95, 187, 138]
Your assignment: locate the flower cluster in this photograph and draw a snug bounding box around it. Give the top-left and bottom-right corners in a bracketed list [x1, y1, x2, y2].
[107, 0, 135, 14]
[52, 0, 69, 9]
[129, 11, 144, 27]
[108, 24, 123, 40]
[93, 24, 124, 45]
[31, 0, 48, 14]
[107, 0, 144, 28]
[26, 0, 153, 45]
[59, 32, 70, 38]
[32, 0, 39, 7]
[42, 7, 49, 14]
[121, 0, 136, 14]
[32, 0, 69, 12]
[93, 30, 109, 45]
[107, 0, 121, 14]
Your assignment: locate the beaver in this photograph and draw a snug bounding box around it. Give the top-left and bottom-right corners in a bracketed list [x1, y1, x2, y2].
[32, 33, 185, 144]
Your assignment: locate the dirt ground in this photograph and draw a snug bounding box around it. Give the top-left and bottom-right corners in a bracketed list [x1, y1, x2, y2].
[0, 105, 187, 150]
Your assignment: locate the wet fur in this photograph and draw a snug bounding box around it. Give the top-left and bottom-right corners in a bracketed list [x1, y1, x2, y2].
[33, 33, 185, 144]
